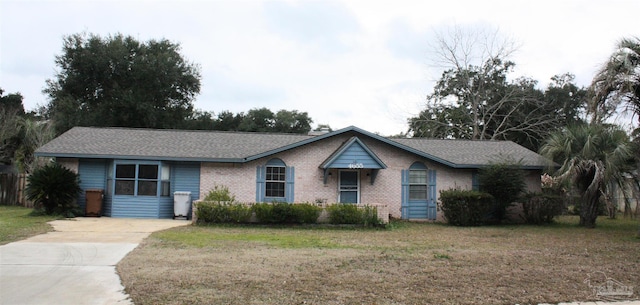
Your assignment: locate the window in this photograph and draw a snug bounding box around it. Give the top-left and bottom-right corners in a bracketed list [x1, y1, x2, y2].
[114, 162, 166, 196]
[257, 158, 293, 202]
[472, 172, 480, 191]
[266, 165, 286, 198]
[137, 164, 158, 196]
[161, 164, 171, 196]
[409, 169, 427, 200]
[408, 162, 428, 201]
[115, 164, 136, 195]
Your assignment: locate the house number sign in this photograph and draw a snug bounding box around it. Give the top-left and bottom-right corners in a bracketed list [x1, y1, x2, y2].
[348, 162, 364, 169]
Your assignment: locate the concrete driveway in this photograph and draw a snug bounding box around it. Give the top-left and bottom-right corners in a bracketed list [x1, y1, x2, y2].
[0, 217, 189, 305]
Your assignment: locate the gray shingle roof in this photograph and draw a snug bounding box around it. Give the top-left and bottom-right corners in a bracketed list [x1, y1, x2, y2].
[35, 127, 314, 161]
[392, 138, 551, 168]
[35, 126, 552, 168]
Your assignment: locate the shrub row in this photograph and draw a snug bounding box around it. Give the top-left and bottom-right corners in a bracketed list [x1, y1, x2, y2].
[440, 189, 565, 226]
[195, 202, 381, 226]
[195, 202, 252, 223]
[252, 202, 321, 224]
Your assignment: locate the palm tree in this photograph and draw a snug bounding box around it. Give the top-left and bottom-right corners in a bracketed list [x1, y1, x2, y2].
[540, 124, 636, 228]
[15, 118, 55, 174]
[590, 37, 640, 123]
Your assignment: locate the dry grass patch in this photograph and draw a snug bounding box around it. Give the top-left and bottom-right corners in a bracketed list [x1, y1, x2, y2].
[118, 217, 640, 305]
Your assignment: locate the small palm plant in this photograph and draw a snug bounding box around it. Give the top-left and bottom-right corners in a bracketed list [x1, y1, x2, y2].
[25, 162, 82, 216]
[540, 123, 636, 228]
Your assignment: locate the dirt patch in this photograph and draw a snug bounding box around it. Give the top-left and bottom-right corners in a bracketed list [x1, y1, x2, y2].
[117, 217, 640, 305]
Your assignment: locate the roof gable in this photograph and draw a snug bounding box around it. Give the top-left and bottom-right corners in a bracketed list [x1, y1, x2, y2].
[320, 137, 387, 169]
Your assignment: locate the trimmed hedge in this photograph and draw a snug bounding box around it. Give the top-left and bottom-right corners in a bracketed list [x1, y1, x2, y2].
[326, 204, 381, 226]
[521, 192, 564, 224]
[195, 201, 253, 224]
[440, 189, 494, 226]
[196, 201, 382, 226]
[252, 202, 322, 224]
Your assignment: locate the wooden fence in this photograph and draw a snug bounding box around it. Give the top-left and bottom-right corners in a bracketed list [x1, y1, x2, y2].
[0, 173, 29, 207]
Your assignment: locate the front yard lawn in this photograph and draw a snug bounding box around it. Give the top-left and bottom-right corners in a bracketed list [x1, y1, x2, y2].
[117, 216, 640, 305]
[0, 206, 58, 245]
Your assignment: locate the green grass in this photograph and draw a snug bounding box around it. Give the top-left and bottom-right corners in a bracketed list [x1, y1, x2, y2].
[155, 215, 640, 250]
[0, 206, 59, 245]
[155, 226, 344, 249]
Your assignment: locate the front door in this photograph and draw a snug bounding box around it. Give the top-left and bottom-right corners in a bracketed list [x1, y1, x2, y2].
[339, 171, 359, 204]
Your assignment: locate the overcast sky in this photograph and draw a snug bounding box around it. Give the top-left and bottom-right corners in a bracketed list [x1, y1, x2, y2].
[1, 0, 638, 135]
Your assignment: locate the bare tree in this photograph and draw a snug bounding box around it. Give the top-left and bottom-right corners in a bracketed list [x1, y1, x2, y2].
[427, 25, 519, 139]
[410, 25, 584, 151]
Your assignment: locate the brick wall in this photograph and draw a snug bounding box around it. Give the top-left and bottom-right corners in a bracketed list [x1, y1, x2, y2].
[198, 132, 542, 221]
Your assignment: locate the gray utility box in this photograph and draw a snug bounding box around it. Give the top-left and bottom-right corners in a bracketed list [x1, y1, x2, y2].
[173, 191, 192, 220]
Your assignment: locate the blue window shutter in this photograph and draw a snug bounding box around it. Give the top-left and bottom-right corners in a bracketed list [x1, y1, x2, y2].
[472, 172, 480, 191]
[256, 165, 266, 202]
[401, 169, 409, 219]
[427, 169, 437, 220]
[285, 166, 295, 203]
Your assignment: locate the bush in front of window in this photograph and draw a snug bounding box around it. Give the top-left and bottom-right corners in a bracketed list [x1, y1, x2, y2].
[252, 202, 322, 224]
[326, 204, 382, 227]
[195, 201, 252, 224]
[439, 189, 494, 226]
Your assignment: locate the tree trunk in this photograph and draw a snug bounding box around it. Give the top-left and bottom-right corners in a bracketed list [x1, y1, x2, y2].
[579, 193, 600, 228]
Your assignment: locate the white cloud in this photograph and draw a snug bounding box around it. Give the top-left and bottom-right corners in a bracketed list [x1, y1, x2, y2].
[1, 0, 639, 135]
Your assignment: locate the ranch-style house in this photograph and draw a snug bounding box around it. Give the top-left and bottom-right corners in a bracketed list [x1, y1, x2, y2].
[35, 126, 551, 221]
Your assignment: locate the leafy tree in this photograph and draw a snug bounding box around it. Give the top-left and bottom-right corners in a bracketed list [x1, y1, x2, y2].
[0, 89, 25, 165]
[213, 110, 244, 131]
[25, 162, 82, 216]
[590, 37, 640, 124]
[313, 124, 333, 132]
[540, 123, 636, 228]
[0, 88, 25, 115]
[545, 73, 587, 126]
[273, 110, 313, 133]
[44, 32, 201, 133]
[238, 108, 275, 132]
[191, 108, 314, 134]
[181, 109, 216, 130]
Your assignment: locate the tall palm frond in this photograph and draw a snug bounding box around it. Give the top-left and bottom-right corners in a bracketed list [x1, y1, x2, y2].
[590, 37, 640, 123]
[15, 118, 55, 174]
